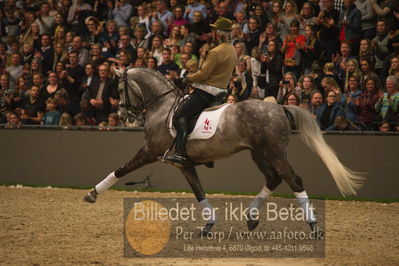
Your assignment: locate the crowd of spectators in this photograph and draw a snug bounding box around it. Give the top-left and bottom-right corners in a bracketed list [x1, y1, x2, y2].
[0, 0, 398, 132]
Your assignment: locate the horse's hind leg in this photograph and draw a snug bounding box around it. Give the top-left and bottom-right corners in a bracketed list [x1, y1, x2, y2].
[247, 152, 283, 231]
[270, 159, 322, 237]
[180, 166, 215, 236]
[83, 146, 157, 203]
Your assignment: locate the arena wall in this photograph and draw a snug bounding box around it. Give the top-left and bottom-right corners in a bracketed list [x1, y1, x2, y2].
[1, 129, 398, 200]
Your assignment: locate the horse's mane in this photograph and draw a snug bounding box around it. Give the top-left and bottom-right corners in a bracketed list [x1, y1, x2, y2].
[131, 67, 177, 92]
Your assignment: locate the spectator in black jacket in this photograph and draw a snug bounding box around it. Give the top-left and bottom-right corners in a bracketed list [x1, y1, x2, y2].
[260, 40, 283, 98]
[158, 48, 179, 79]
[245, 16, 261, 54]
[61, 51, 84, 106]
[315, 0, 340, 64]
[82, 63, 115, 123]
[20, 85, 45, 125]
[298, 25, 322, 75]
[39, 34, 54, 75]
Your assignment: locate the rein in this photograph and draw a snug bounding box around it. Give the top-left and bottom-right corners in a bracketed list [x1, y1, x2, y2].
[119, 69, 178, 115]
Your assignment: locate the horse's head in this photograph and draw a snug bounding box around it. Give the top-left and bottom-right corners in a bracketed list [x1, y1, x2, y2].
[114, 67, 144, 125]
[115, 67, 178, 126]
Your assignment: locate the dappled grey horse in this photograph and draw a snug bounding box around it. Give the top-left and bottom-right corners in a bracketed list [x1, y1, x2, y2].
[84, 68, 363, 235]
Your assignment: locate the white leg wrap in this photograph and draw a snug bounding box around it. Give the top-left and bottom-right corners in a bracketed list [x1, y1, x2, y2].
[294, 191, 317, 223]
[199, 199, 216, 224]
[95, 172, 119, 194]
[248, 186, 273, 214]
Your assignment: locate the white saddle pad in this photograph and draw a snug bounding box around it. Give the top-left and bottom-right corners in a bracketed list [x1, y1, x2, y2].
[169, 103, 231, 140]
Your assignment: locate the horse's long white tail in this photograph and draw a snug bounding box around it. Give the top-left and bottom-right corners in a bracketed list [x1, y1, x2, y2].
[284, 105, 364, 196]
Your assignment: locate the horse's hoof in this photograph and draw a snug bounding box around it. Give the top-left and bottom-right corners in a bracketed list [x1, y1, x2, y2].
[200, 223, 215, 237]
[83, 189, 97, 203]
[312, 229, 324, 240]
[247, 219, 259, 231]
[309, 222, 324, 240]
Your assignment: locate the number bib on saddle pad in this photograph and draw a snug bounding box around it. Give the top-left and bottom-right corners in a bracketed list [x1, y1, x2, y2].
[169, 103, 231, 140]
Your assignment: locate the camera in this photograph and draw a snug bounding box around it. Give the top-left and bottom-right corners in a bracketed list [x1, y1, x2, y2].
[282, 80, 290, 85]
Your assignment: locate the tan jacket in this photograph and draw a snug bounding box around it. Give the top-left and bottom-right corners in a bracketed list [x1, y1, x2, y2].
[187, 42, 238, 90]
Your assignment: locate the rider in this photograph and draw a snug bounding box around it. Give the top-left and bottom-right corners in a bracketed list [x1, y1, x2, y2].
[163, 17, 238, 167]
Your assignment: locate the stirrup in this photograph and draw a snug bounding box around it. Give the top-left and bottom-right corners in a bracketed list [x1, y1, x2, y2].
[163, 152, 193, 167]
[158, 150, 215, 168]
[158, 149, 171, 162]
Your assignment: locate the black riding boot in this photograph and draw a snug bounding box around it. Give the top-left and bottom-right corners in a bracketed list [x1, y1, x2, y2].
[164, 117, 192, 167]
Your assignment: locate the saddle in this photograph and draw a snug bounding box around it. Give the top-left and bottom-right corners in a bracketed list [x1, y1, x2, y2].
[176, 91, 228, 135]
[165, 93, 231, 168]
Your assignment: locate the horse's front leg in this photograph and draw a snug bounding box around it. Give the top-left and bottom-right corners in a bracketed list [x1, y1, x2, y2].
[83, 146, 157, 203]
[180, 166, 215, 236]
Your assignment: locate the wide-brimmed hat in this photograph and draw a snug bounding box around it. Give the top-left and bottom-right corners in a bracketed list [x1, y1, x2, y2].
[210, 17, 233, 32]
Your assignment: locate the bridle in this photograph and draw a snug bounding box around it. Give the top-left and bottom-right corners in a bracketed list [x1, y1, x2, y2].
[119, 69, 178, 119]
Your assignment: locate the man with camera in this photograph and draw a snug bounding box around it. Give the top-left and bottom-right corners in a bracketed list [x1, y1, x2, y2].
[163, 17, 238, 167]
